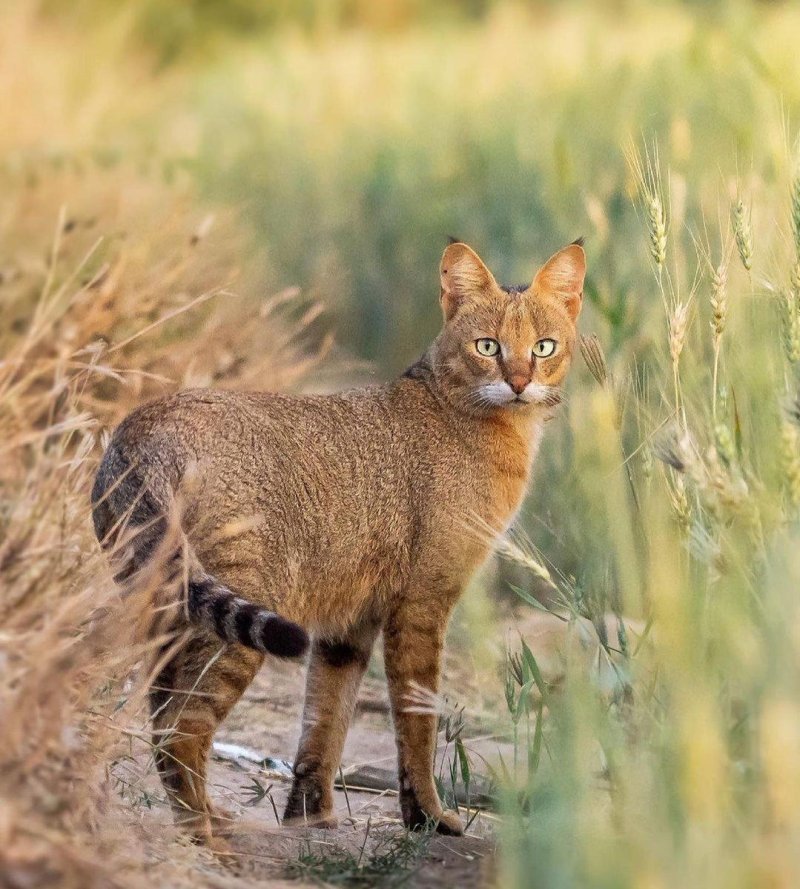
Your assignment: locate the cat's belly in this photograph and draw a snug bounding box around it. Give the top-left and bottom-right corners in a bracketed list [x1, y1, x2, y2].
[196, 512, 412, 635]
[290, 530, 414, 634]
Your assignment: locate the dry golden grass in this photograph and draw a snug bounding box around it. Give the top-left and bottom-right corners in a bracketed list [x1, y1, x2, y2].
[0, 166, 336, 888]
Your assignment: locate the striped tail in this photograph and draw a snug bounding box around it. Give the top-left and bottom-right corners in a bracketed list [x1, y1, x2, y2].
[188, 572, 309, 659]
[91, 440, 308, 659]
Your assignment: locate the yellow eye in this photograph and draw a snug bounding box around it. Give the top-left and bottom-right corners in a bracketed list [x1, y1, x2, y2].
[475, 338, 500, 357]
[533, 339, 557, 358]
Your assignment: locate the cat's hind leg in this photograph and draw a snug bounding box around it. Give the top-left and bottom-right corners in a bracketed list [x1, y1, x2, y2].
[150, 631, 263, 848]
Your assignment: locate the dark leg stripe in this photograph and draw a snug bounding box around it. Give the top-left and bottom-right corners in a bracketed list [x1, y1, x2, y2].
[317, 638, 368, 669]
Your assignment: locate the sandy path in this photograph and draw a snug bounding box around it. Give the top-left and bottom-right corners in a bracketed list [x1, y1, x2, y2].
[105, 610, 612, 886]
[110, 633, 511, 887]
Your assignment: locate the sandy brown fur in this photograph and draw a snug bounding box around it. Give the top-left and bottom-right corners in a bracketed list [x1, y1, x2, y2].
[91, 239, 585, 844]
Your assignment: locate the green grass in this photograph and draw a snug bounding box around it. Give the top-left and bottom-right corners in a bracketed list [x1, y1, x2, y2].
[286, 821, 433, 887]
[493, 143, 800, 886]
[17, 2, 800, 375]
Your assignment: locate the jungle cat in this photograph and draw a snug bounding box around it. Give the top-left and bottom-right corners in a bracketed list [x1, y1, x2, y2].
[91, 239, 585, 847]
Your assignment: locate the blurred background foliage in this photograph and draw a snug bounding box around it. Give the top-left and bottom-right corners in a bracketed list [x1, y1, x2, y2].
[10, 0, 798, 365]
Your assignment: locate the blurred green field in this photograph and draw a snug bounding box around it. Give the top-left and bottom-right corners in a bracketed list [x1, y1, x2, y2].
[10, 1, 800, 366]
[4, 1, 800, 887]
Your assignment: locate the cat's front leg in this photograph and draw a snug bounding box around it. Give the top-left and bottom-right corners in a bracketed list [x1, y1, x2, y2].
[284, 617, 380, 827]
[383, 597, 463, 836]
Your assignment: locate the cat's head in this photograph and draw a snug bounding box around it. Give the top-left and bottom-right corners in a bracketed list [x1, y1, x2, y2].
[430, 240, 585, 416]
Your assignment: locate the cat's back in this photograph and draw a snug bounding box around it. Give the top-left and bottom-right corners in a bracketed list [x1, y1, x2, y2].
[101, 385, 416, 513]
[111, 386, 382, 457]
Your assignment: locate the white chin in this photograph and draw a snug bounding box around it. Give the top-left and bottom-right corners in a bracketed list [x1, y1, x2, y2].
[522, 384, 559, 406]
[474, 383, 558, 409]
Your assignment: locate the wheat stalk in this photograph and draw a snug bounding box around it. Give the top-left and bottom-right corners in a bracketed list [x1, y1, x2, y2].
[667, 471, 691, 534]
[669, 300, 690, 414]
[627, 141, 669, 279]
[780, 288, 800, 364]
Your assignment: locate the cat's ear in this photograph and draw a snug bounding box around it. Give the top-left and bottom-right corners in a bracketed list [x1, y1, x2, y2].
[532, 243, 586, 321]
[439, 242, 496, 321]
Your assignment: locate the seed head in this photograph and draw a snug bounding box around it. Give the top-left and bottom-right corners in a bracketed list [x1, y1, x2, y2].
[732, 199, 753, 272]
[668, 472, 691, 534]
[792, 261, 800, 294]
[647, 194, 667, 269]
[705, 446, 749, 515]
[781, 289, 800, 364]
[669, 301, 689, 367]
[709, 261, 728, 346]
[580, 334, 609, 387]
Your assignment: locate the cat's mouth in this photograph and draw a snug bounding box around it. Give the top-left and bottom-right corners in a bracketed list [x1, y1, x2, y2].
[510, 389, 562, 408]
[472, 382, 562, 410]
[499, 393, 540, 409]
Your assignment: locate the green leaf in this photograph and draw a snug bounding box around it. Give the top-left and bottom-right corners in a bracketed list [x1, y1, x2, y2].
[455, 737, 471, 789]
[510, 584, 552, 612]
[520, 639, 548, 700]
[529, 699, 544, 775]
[517, 679, 535, 719]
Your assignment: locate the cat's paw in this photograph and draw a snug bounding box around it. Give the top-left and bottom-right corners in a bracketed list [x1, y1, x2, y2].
[434, 809, 464, 836]
[283, 766, 337, 828]
[399, 779, 463, 835]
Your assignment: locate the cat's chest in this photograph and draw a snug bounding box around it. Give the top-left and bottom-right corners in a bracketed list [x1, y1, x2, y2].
[452, 419, 544, 531]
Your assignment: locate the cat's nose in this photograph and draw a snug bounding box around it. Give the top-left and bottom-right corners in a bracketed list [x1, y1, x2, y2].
[508, 375, 529, 395]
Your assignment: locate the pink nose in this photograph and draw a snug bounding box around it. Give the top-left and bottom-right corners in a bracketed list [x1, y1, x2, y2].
[508, 375, 529, 395]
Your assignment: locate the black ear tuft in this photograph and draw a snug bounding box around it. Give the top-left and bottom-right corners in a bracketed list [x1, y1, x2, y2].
[571, 236, 586, 248]
[446, 235, 463, 246]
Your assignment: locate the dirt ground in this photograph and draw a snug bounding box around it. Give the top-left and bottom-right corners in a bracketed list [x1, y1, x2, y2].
[209, 656, 500, 887]
[108, 616, 518, 888]
[105, 609, 624, 887]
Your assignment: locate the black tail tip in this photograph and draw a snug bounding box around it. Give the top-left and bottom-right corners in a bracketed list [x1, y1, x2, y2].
[266, 616, 310, 659]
